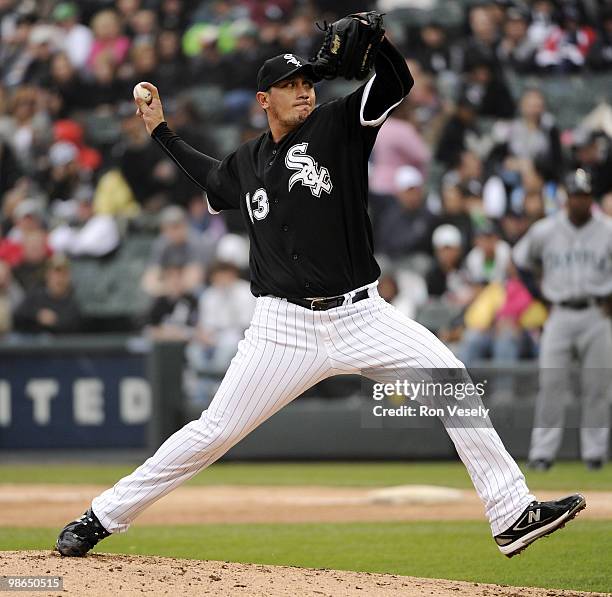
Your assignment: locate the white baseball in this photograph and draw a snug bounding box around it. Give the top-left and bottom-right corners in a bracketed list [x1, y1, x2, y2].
[133, 82, 153, 105]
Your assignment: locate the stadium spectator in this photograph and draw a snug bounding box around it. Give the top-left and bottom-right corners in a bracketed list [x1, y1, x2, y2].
[21, 24, 59, 87]
[374, 166, 437, 260]
[527, 0, 556, 48]
[186, 260, 255, 374]
[44, 141, 81, 204]
[155, 28, 188, 92]
[48, 187, 120, 258]
[115, 109, 175, 209]
[121, 41, 158, 98]
[52, 119, 102, 173]
[437, 183, 474, 255]
[426, 224, 475, 306]
[127, 9, 158, 45]
[13, 253, 82, 334]
[52, 2, 94, 70]
[117, 0, 142, 28]
[146, 263, 198, 341]
[223, 29, 262, 116]
[412, 22, 453, 76]
[0, 12, 38, 88]
[459, 57, 515, 119]
[285, 11, 318, 58]
[188, 26, 226, 87]
[460, 4, 500, 71]
[369, 99, 430, 195]
[158, 0, 189, 32]
[570, 129, 612, 200]
[82, 52, 124, 110]
[142, 205, 212, 297]
[86, 10, 131, 72]
[0, 85, 52, 175]
[488, 88, 561, 180]
[442, 150, 484, 202]
[496, 6, 537, 73]
[587, 6, 612, 71]
[7, 197, 45, 242]
[459, 178, 488, 220]
[459, 263, 545, 373]
[12, 227, 50, 292]
[0, 259, 23, 334]
[464, 220, 512, 285]
[434, 97, 480, 168]
[535, 5, 596, 72]
[378, 269, 428, 320]
[47, 53, 86, 116]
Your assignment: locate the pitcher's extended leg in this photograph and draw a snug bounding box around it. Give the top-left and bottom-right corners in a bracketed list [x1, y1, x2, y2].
[326, 295, 535, 536]
[93, 298, 331, 533]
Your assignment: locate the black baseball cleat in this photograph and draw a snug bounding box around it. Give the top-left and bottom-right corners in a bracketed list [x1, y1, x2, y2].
[56, 508, 111, 557]
[585, 459, 603, 471]
[494, 494, 586, 558]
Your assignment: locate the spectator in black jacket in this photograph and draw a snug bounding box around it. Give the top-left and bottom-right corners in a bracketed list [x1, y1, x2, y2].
[146, 263, 198, 341]
[47, 52, 87, 117]
[412, 22, 452, 76]
[14, 253, 82, 334]
[435, 96, 479, 167]
[460, 57, 515, 119]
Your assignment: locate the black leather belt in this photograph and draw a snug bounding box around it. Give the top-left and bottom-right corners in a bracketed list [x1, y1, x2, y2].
[283, 289, 370, 311]
[557, 298, 601, 309]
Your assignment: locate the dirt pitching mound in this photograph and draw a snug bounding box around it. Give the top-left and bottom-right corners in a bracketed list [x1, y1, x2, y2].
[1, 551, 607, 597]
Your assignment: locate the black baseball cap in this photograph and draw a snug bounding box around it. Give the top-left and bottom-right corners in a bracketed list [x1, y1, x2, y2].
[257, 53, 322, 92]
[565, 168, 592, 195]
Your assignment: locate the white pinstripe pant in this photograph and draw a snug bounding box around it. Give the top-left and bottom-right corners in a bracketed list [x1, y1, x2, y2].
[93, 286, 534, 536]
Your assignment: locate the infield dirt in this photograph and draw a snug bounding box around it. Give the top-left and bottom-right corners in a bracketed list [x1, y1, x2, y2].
[0, 485, 610, 525]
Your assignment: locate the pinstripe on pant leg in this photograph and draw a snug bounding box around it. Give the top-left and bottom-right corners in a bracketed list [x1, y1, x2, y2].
[93, 298, 331, 533]
[327, 295, 535, 536]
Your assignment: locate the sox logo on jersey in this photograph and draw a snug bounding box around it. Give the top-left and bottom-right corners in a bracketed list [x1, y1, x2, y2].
[285, 142, 333, 197]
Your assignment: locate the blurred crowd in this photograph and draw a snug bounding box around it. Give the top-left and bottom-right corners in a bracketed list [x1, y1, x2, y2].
[1, 0, 612, 385]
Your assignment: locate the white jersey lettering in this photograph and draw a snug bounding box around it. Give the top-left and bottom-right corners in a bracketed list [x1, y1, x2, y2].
[285, 142, 333, 198]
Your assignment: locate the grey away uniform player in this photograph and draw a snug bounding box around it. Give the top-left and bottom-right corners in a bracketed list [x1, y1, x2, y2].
[513, 169, 612, 470]
[57, 32, 585, 559]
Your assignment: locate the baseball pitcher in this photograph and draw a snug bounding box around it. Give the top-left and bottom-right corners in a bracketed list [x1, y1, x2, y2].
[57, 12, 585, 560]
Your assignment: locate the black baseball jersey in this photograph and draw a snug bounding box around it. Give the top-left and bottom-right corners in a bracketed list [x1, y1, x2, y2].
[153, 39, 413, 298]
